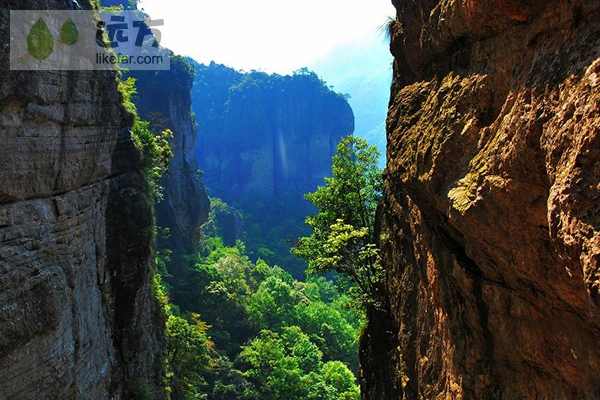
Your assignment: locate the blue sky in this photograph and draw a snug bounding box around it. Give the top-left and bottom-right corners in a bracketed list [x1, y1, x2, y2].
[139, 0, 395, 73]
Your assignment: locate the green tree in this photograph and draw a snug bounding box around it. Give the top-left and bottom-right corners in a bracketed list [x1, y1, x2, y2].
[293, 299, 358, 370]
[319, 361, 360, 400]
[239, 327, 360, 400]
[247, 275, 298, 328]
[166, 313, 213, 399]
[238, 327, 322, 400]
[156, 234, 363, 399]
[293, 135, 384, 305]
[187, 238, 257, 356]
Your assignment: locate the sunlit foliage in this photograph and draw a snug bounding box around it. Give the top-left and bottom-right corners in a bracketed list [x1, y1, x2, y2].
[294, 136, 384, 306]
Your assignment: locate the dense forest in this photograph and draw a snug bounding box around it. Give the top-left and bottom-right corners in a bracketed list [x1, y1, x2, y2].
[155, 239, 362, 399]
[109, 16, 373, 398]
[149, 101, 383, 398]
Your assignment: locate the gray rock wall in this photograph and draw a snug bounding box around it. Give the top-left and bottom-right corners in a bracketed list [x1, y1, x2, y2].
[0, 1, 165, 399]
[132, 58, 210, 280]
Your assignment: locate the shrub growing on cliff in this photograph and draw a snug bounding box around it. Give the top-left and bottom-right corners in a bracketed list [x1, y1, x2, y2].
[293, 136, 384, 307]
[118, 77, 173, 200]
[378, 16, 397, 42]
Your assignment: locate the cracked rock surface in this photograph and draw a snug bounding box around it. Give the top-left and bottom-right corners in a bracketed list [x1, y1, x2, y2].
[361, 0, 600, 399]
[0, 1, 164, 399]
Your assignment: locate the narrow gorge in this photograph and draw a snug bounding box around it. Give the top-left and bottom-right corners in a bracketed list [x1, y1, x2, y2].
[1, 0, 600, 399]
[132, 60, 210, 289]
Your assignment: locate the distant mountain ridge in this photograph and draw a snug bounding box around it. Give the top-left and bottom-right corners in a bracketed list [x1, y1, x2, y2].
[190, 61, 354, 276]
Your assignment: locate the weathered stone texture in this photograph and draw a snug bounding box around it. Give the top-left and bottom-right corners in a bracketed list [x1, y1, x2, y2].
[133, 60, 210, 278]
[0, 1, 164, 399]
[362, 0, 600, 399]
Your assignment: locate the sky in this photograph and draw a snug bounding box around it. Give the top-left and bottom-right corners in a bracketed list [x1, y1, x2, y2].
[139, 0, 395, 74]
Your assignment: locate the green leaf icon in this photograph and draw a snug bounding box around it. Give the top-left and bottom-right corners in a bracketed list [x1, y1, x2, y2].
[60, 19, 79, 45]
[27, 19, 54, 60]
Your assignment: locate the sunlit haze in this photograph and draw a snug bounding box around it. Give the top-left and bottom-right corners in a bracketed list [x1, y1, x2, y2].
[139, 0, 395, 73]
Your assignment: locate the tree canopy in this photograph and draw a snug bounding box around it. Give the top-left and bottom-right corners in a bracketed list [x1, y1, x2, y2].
[156, 236, 362, 399]
[294, 136, 384, 306]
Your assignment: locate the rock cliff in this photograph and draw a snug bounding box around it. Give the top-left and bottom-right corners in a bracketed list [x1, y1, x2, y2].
[362, 0, 600, 399]
[0, 1, 164, 399]
[193, 63, 354, 205]
[132, 59, 210, 281]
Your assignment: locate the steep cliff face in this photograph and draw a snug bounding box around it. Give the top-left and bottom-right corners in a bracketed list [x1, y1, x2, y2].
[0, 1, 164, 399]
[363, 0, 600, 399]
[133, 60, 210, 278]
[194, 63, 354, 204]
